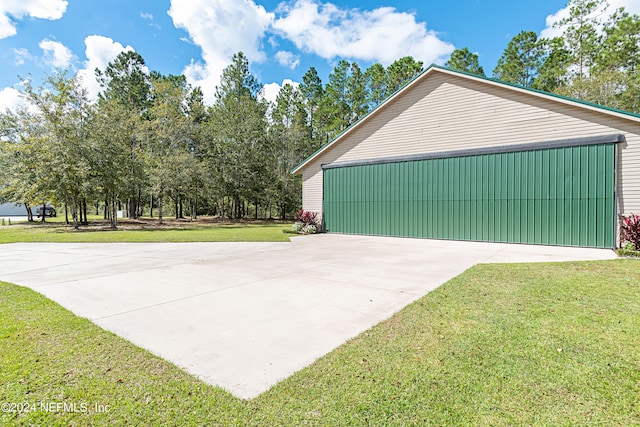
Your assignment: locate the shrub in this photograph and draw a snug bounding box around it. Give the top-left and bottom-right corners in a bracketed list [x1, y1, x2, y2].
[303, 224, 317, 234]
[620, 214, 640, 250]
[295, 209, 319, 228]
[293, 210, 321, 234]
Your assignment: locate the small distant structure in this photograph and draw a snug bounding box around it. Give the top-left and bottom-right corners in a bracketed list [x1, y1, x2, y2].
[0, 202, 27, 217]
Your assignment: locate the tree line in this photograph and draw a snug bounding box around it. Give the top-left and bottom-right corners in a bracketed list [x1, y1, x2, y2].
[1, 0, 638, 228]
[446, 0, 640, 113]
[0, 50, 423, 228]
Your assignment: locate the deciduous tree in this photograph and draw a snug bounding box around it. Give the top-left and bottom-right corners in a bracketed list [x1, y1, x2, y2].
[0, 72, 92, 228]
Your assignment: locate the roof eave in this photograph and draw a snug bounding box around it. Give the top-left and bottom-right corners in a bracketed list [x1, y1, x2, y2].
[291, 65, 439, 175]
[291, 64, 640, 175]
[432, 65, 640, 123]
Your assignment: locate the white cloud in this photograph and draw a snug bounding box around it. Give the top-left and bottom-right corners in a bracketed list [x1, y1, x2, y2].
[0, 81, 40, 114]
[0, 0, 67, 39]
[261, 78, 299, 105]
[39, 39, 74, 69]
[167, 0, 454, 103]
[272, 0, 454, 66]
[275, 51, 300, 69]
[540, 8, 569, 40]
[0, 87, 26, 112]
[168, 0, 274, 104]
[141, 11, 160, 29]
[12, 48, 32, 66]
[541, 0, 640, 39]
[76, 35, 134, 101]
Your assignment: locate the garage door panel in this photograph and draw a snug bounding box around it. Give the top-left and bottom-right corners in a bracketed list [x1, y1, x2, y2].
[323, 143, 616, 248]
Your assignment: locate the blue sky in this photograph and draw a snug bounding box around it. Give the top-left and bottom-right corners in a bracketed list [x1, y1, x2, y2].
[1, 0, 637, 107]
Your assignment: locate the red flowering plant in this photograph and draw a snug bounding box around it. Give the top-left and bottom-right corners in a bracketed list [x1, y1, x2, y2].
[620, 214, 640, 251]
[292, 209, 320, 234]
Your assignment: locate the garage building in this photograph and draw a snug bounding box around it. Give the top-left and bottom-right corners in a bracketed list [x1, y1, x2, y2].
[292, 66, 640, 248]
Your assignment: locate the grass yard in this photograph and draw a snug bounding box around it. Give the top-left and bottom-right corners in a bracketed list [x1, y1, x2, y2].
[0, 217, 293, 243]
[1, 260, 639, 426]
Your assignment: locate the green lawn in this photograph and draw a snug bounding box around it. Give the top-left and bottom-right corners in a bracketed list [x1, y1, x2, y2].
[0, 218, 293, 243]
[1, 260, 639, 426]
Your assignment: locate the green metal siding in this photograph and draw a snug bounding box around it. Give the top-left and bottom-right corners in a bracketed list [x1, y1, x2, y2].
[323, 143, 616, 248]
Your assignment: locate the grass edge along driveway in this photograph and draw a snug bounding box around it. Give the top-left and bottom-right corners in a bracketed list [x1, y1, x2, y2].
[0, 221, 293, 243]
[1, 259, 639, 426]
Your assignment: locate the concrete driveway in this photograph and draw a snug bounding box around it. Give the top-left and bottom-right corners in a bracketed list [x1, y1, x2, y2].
[0, 235, 616, 399]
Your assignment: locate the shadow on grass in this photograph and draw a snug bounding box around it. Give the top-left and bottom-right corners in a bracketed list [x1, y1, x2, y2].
[20, 219, 290, 232]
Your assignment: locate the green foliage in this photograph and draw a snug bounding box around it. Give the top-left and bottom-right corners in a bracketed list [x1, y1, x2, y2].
[533, 1, 640, 113]
[617, 247, 640, 258]
[269, 83, 307, 218]
[493, 31, 544, 87]
[6, 15, 640, 233]
[346, 62, 368, 124]
[0, 50, 435, 225]
[89, 96, 139, 228]
[554, 69, 633, 110]
[299, 66, 324, 145]
[96, 50, 152, 220]
[445, 47, 485, 76]
[215, 52, 262, 100]
[532, 37, 573, 92]
[597, 8, 640, 73]
[2, 260, 639, 424]
[364, 63, 388, 108]
[207, 52, 270, 218]
[320, 59, 353, 138]
[302, 224, 317, 234]
[144, 73, 195, 224]
[97, 51, 151, 112]
[386, 56, 423, 93]
[0, 72, 92, 228]
[291, 221, 303, 233]
[312, 56, 423, 142]
[554, 0, 608, 79]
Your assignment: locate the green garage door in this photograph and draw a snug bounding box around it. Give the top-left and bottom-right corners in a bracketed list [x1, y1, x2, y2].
[323, 141, 617, 248]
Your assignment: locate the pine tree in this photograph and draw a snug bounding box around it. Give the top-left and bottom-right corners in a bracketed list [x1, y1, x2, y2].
[445, 48, 485, 76]
[493, 31, 544, 87]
